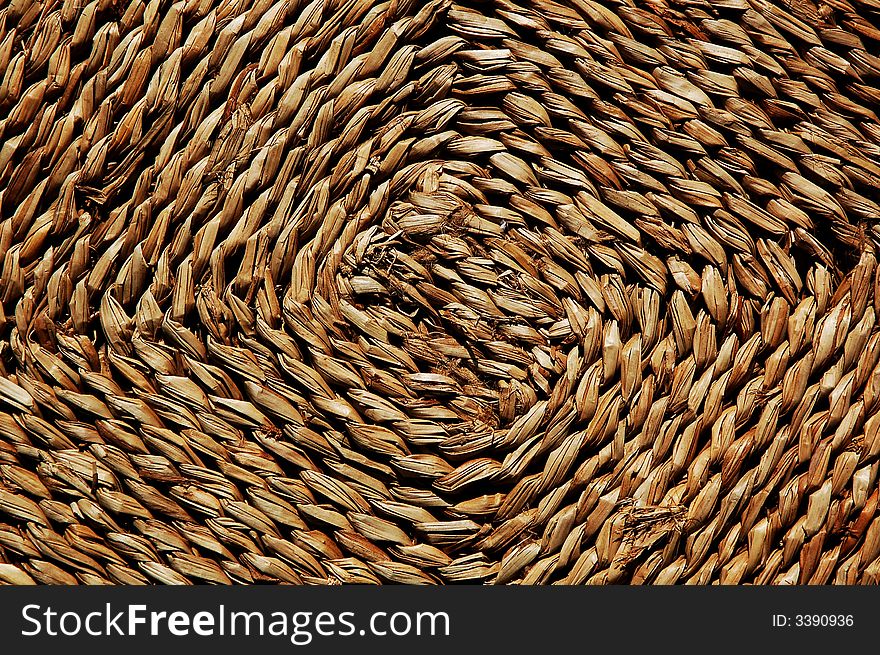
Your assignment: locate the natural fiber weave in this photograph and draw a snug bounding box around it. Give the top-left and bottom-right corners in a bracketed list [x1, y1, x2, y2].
[1, 0, 880, 585]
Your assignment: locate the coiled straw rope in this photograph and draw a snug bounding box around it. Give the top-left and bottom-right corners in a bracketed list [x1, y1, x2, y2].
[1, 0, 880, 584]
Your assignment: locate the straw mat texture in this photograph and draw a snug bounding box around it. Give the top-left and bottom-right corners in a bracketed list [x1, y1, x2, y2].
[1, 0, 880, 584]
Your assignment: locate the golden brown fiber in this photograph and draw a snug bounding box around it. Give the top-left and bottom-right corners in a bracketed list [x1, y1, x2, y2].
[1, 0, 880, 584]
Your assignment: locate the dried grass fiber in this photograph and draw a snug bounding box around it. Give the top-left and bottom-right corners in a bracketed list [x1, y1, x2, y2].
[1, 0, 880, 584]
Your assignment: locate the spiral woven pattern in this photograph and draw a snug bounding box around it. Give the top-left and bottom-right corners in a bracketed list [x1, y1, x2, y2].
[2, 0, 880, 585]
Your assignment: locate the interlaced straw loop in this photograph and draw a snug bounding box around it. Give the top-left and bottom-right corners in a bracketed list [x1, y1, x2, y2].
[1, 0, 880, 585]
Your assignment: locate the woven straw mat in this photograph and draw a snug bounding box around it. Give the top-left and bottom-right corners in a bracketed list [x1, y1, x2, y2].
[1, 0, 880, 585]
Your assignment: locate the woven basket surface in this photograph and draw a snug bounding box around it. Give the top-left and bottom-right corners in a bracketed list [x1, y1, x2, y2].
[1, 0, 880, 585]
